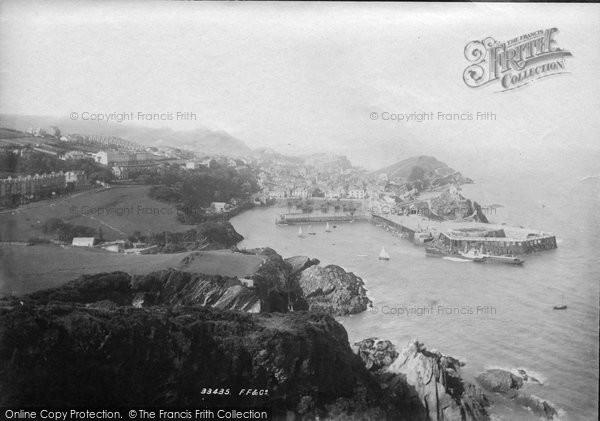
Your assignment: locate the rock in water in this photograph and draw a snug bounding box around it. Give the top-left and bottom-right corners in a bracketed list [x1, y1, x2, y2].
[476, 369, 524, 394]
[514, 394, 558, 419]
[476, 368, 557, 419]
[384, 340, 490, 421]
[295, 265, 372, 316]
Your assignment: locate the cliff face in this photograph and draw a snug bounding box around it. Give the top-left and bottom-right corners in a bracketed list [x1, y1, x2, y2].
[0, 258, 488, 420]
[355, 339, 490, 421]
[195, 221, 244, 250]
[23, 270, 261, 313]
[0, 303, 390, 419]
[16, 248, 372, 317]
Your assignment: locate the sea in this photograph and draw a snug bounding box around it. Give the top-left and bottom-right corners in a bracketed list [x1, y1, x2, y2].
[230, 153, 600, 421]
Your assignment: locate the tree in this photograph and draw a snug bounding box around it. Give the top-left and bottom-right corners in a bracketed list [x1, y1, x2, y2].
[408, 166, 426, 182]
[311, 188, 324, 198]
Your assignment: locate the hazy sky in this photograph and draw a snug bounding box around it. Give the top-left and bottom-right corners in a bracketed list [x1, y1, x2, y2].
[1, 1, 599, 171]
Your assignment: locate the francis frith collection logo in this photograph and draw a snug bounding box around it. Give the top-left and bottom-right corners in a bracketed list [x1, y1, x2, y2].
[463, 28, 572, 91]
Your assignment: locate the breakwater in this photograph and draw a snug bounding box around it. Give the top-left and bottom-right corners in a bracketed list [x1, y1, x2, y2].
[276, 213, 369, 225]
[371, 213, 557, 254]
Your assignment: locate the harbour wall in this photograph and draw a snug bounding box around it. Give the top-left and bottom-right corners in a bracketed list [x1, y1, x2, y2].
[276, 213, 369, 225]
[438, 233, 557, 255]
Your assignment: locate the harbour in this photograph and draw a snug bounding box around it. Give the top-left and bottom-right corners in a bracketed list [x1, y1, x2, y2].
[277, 210, 557, 257]
[235, 167, 598, 420]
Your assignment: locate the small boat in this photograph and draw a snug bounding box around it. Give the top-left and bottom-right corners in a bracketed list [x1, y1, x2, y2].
[308, 225, 316, 235]
[481, 254, 524, 265]
[378, 246, 390, 261]
[553, 295, 567, 310]
[443, 256, 473, 263]
[325, 222, 332, 232]
[298, 226, 304, 237]
[425, 246, 447, 257]
[308, 232, 316, 235]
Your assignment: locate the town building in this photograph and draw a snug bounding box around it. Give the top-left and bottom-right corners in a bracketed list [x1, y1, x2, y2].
[267, 189, 287, 199]
[0, 172, 67, 205]
[348, 186, 366, 199]
[60, 150, 87, 160]
[65, 171, 89, 189]
[72, 237, 96, 247]
[0, 170, 90, 205]
[211, 202, 228, 213]
[92, 151, 154, 166]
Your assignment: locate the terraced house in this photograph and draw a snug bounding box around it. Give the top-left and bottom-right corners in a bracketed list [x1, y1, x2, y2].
[0, 171, 88, 206]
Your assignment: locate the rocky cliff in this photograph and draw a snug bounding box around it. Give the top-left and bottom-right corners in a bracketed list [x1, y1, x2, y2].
[355, 338, 490, 421]
[0, 260, 489, 421]
[23, 270, 262, 313]
[0, 300, 403, 419]
[240, 249, 371, 316]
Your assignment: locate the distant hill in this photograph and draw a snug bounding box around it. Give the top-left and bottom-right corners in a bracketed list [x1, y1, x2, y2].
[252, 148, 303, 164]
[371, 156, 451, 180]
[0, 114, 251, 156]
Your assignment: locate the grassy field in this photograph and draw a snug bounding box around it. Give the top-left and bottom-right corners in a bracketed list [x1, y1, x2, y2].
[0, 185, 191, 241]
[0, 128, 40, 146]
[0, 245, 264, 296]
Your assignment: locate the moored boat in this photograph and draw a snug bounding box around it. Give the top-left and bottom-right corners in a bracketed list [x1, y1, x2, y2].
[553, 295, 567, 310]
[458, 249, 486, 263]
[378, 246, 390, 260]
[425, 246, 447, 257]
[481, 254, 524, 265]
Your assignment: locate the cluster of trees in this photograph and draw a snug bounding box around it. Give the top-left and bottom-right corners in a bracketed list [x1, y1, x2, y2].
[128, 221, 243, 253]
[406, 166, 431, 192]
[147, 163, 260, 223]
[41, 218, 100, 243]
[0, 149, 113, 182]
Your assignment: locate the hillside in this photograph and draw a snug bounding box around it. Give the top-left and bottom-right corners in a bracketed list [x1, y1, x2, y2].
[370, 155, 451, 181]
[0, 185, 188, 242]
[0, 246, 264, 296]
[0, 114, 251, 157]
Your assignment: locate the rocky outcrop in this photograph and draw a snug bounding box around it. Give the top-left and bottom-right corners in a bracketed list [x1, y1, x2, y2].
[294, 265, 372, 316]
[476, 369, 523, 394]
[355, 339, 490, 421]
[514, 394, 558, 420]
[243, 248, 297, 313]
[355, 338, 398, 371]
[194, 221, 244, 250]
[285, 255, 320, 276]
[476, 368, 557, 419]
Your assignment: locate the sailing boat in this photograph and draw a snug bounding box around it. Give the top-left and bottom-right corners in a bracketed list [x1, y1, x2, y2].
[553, 295, 567, 310]
[298, 226, 304, 237]
[378, 246, 390, 261]
[325, 222, 332, 232]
